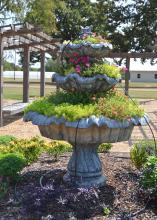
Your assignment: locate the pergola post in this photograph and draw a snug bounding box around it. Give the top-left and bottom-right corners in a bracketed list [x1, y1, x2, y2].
[0, 38, 4, 127]
[40, 51, 45, 97]
[23, 46, 30, 103]
[125, 57, 130, 96]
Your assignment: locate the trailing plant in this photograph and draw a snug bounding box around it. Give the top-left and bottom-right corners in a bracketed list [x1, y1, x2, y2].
[0, 135, 16, 145]
[140, 156, 157, 199]
[25, 90, 144, 122]
[44, 141, 72, 161]
[98, 143, 112, 153]
[0, 153, 26, 182]
[130, 140, 156, 170]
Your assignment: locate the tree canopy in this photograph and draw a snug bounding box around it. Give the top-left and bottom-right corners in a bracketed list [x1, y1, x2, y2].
[7, 0, 157, 65]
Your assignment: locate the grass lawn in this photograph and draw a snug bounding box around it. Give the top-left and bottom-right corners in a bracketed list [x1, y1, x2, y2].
[4, 78, 157, 88]
[3, 84, 157, 100]
[3, 86, 56, 100]
[117, 81, 157, 88]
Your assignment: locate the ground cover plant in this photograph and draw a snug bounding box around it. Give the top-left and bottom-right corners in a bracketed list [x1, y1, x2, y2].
[25, 90, 144, 121]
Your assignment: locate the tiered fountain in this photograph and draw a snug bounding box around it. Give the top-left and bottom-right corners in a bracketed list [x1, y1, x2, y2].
[24, 27, 149, 187]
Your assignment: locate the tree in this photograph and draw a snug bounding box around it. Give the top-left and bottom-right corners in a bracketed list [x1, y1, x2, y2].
[25, 0, 58, 34]
[0, 0, 30, 24]
[106, 0, 157, 53]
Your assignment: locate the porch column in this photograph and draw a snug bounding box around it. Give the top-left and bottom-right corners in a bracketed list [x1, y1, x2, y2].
[23, 46, 30, 103]
[0, 37, 4, 127]
[125, 57, 130, 96]
[40, 51, 45, 97]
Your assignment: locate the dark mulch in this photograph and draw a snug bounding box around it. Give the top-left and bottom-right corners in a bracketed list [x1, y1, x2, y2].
[0, 152, 157, 220]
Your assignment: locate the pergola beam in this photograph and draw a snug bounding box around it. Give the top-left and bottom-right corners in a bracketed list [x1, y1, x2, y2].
[105, 52, 157, 59]
[23, 46, 30, 103]
[125, 58, 130, 96]
[0, 37, 3, 127]
[40, 51, 45, 97]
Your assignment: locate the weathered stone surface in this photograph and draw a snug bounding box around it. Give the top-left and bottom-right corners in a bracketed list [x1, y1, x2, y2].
[37, 123, 134, 187]
[38, 124, 134, 145]
[63, 143, 106, 187]
[62, 42, 112, 58]
[52, 73, 118, 93]
[24, 111, 149, 187]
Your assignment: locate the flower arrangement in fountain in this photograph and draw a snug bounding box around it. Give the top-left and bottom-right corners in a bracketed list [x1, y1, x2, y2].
[24, 26, 149, 188]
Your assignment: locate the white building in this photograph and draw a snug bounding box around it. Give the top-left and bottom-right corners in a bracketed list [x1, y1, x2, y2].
[130, 59, 157, 82]
[130, 70, 157, 82]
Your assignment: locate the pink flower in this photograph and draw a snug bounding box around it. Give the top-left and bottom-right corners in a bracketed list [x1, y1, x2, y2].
[81, 56, 89, 64]
[73, 52, 79, 57]
[85, 63, 90, 67]
[75, 65, 81, 73]
[120, 67, 128, 73]
[69, 58, 74, 63]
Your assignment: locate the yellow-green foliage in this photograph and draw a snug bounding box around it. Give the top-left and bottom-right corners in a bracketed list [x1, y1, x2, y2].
[44, 141, 72, 161]
[98, 143, 112, 153]
[82, 63, 121, 78]
[25, 90, 144, 121]
[0, 137, 72, 164]
[0, 137, 44, 164]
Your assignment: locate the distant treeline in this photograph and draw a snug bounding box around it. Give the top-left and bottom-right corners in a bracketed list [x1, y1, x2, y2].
[4, 60, 39, 72]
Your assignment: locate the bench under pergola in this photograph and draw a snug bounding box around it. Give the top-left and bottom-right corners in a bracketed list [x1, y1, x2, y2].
[0, 22, 61, 126]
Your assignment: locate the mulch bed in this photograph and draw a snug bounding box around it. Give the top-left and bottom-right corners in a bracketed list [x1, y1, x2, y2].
[0, 152, 157, 220]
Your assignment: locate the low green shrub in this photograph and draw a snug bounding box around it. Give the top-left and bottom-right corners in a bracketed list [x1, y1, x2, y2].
[130, 140, 156, 169]
[45, 141, 72, 161]
[98, 143, 112, 153]
[9, 137, 44, 164]
[140, 156, 157, 199]
[0, 153, 26, 182]
[0, 135, 16, 145]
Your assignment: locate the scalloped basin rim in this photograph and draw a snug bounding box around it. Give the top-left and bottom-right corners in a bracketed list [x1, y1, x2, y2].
[52, 72, 120, 82]
[24, 112, 149, 129]
[62, 42, 112, 49]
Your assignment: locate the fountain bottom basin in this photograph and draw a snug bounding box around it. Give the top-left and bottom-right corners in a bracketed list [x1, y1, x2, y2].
[38, 123, 134, 187]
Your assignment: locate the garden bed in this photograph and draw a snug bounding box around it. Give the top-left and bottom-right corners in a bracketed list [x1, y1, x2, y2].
[0, 152, 157, 220]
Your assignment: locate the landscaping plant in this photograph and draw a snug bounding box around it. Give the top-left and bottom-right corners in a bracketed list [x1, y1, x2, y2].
[8, 137, 44, 164]
[45, 141, 72, 161]
[25, 90, 144, 122]
[0, 135, 16, 145]
[140, 156, 157, 199]
[0, 153, 26, 182]
[98, 143, 112, 153]
[130, 140, 156, 169]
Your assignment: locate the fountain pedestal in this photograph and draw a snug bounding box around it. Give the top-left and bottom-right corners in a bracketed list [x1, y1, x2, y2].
[63, 143, 106, 187]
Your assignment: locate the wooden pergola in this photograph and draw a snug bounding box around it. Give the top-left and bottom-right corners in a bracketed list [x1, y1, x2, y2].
[0, 23, 61, 126]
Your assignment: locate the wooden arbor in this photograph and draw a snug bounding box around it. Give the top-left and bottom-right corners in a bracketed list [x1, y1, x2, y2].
[0, 23, 61, 126]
